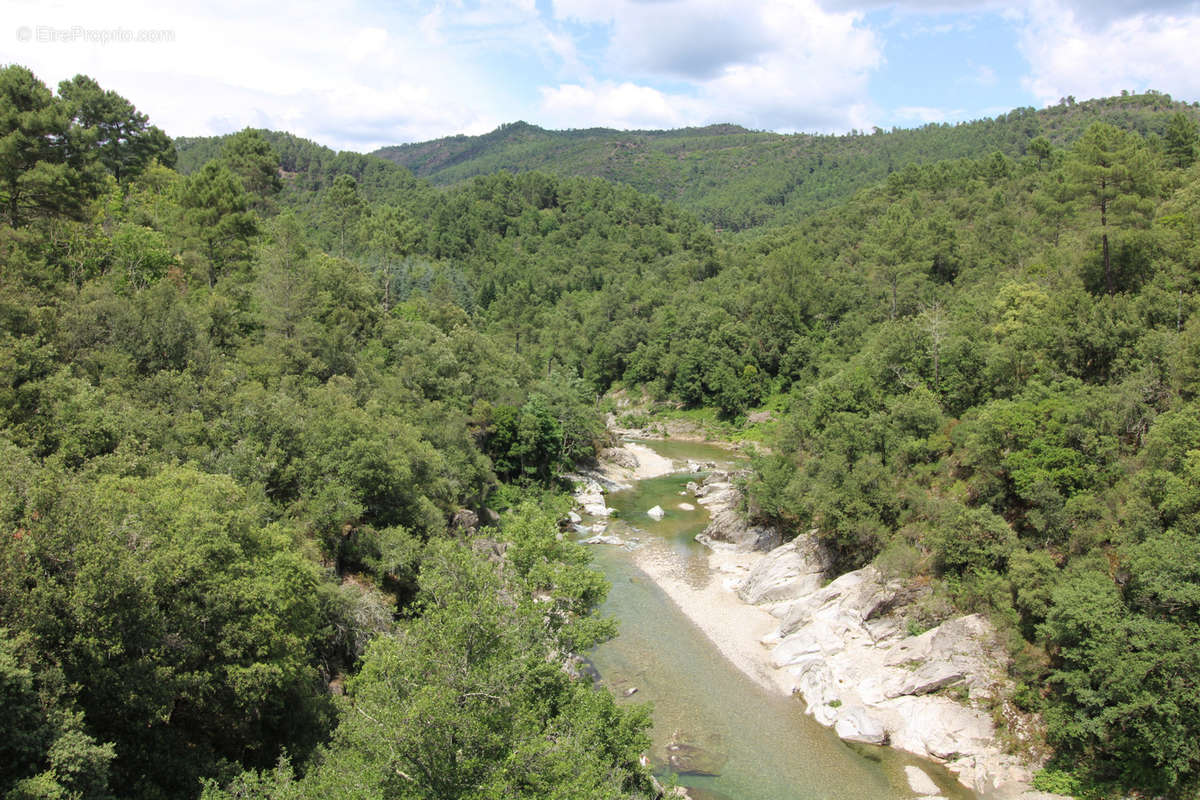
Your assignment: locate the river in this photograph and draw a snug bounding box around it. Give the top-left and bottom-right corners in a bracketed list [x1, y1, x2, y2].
[581, 438, 977, 800]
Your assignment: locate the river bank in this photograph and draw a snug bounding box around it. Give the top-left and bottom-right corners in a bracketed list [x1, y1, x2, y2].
[574, 437, 1063, 800]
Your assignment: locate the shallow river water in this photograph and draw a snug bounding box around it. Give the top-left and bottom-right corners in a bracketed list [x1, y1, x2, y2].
[583, 439, 976, 800]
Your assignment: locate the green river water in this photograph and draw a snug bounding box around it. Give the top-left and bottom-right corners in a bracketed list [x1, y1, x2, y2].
[582, 439, 977, 800]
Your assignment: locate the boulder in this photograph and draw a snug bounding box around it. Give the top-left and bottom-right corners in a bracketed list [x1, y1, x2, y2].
[685, 481, 700, 494]
[600, 447, 639, 470]
[678, 502, 696, 511]
[567, 511, 582, 524]
[696, 505, 782, 552]
[582, 534, 624, 546]
[775, 567, 900, 638]
[905, 765, 942, 796]
[737, 535, 832, 605]
[787, 658, 837, 719]
[888, 663, 967, 698]
[452, 508, 479, 532]
[695, 485, 736, 505]
[647, 505, 665, 520]
[470, 538, 508, 563]
[583, 502, 614, 517]
[884, 614, 997, 699]
[664, 733, 727, 777]
[834, 706, 888, 745]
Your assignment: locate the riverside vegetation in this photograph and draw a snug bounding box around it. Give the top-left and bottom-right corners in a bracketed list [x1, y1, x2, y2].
[2, 63, 1200, 799]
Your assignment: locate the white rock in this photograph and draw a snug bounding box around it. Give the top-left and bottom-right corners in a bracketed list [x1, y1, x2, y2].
[678, 502, 695, 511]
[583, 503, 613, 517]
[737, 536, 832, 605]
[581, 534, 624, 546]
[567, 511, 582, 524]
[647, 505, 665, 520]
[905, 765, 941, 795]
[835, 706, 887, 745]
[696, 503, 782, 552]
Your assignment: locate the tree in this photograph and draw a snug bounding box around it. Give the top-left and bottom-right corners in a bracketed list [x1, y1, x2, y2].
[1067, 123, 1158, 295]
[1028, 135, 1053, 170]
[0, 466, 331, 800]
[324, 174, 363, 257]
[205, 536, 652, 800]
[0, 66, 102, 226]
[1165, 111, 1199, 169]
[58, 74, 175, 182]
[1040, 571, 1200, 794]
[177, 161, 258, 285]
[864, 200, 921, 319]
[220, 128, 282, 211]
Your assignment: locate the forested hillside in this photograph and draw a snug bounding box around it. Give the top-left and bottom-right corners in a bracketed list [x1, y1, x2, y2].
[0, 66, 656, 800]
[366, 93, 1200, 231]
[6, 60, 1200, 800]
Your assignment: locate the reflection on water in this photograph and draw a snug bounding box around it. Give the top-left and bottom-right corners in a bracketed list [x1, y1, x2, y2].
[584, 439, 976, 800]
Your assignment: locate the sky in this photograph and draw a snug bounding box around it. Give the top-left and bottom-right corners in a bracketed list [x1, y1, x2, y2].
[4, 0, 1200, 152]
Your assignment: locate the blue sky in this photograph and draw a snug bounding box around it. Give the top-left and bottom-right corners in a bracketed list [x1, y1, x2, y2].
[4, 0, 1200, 151]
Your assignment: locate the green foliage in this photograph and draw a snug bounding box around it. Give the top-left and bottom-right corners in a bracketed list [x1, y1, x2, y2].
[176, 161, 257, 285]
[219, 129, 282, 210]
[57, 74, 175, 182]
[0, 466, 334, 798]
[205, 532, 651, 800]
[368, 95, 1199, 231]
[0, 66, 105, 226]
[1165, 111, 1199, 168]
[1039, 570, 1200, 794]
[9, 65, 1200, 798]
[1066, 122, 1159, 295]
[1031, 767, 1084, 796]
[926, 504, 1016, 576]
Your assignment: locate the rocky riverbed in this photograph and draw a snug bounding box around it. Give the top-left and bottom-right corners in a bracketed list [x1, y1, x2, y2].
[573, 442, 1065, 800]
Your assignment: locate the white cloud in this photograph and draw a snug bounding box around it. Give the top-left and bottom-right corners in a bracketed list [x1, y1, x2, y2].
[11, 0, 1199, 153]
[1019, 0, 1200, 103]
[544, 0, 881, 132]
[539, 81, 699, 129]
[0, 0, 544, 149]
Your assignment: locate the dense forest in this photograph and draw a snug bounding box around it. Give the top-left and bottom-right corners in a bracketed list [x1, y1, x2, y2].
[5, 62, 1200, 800]
[364, 93, 1200, 232]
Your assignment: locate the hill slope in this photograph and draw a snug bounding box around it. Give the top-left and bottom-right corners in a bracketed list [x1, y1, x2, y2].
[370, 92, 1200, 230]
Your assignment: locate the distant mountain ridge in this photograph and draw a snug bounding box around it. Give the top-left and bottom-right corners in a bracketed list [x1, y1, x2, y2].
[173, 91, 1200, 231]
[369, 92, 1200, 229]
[373, 120, 759, 176]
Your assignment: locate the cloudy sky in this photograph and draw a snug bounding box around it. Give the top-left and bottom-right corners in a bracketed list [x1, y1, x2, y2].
[4, 0, 1200, 151]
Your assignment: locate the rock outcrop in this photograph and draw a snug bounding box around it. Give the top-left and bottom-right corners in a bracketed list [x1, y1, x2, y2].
[736, 532, 832, 604]
[573, 479, 617, 517]
[599, 446, 639, 471]
[582, 534, 624, 546]
[692, 475, 782, 552]
[697, 507, 782, 551]
[723, 533, 1053, 799]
